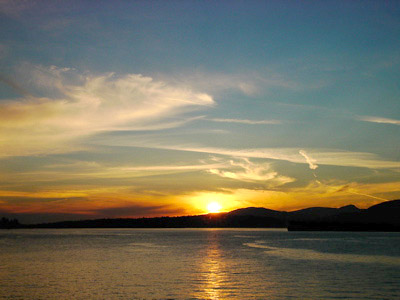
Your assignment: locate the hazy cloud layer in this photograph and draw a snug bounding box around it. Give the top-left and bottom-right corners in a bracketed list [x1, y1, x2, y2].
[0, 200, 184, 224]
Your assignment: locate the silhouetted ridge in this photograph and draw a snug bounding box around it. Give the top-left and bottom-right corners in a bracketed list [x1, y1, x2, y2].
[288, 199, 400, 231]
[3, 199, 399, 231]
[227, 207, 284, 217]
[223, 207, 287, 228]
[368, 199, 400, 212]
[289, 207, 338, 220]
[338, 204, 360, 212]
[365, 199, 400, 225]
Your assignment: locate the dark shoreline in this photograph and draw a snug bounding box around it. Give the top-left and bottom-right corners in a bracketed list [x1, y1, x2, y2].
[2, 199, 399, 231]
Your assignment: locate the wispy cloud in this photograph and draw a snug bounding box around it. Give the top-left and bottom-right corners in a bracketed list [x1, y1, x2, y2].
[207, 158, 295, 186]
[208, 118, 281, 125]
[312, 180, 398, 206]
[357, 115, 400, 125]
[0, 65, 214, 157]
[101, 142, 400, 169]
[99, 162, 228, 179]
[156, 70, 303, 97]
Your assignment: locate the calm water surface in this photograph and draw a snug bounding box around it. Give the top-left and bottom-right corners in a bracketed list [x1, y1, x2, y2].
[1, 228, 400, 299]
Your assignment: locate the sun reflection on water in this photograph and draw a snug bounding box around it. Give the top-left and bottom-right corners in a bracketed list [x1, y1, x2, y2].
[193, 230, 228, 299]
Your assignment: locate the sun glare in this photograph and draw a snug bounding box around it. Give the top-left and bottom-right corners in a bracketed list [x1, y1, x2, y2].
[207, 202, 222, 213]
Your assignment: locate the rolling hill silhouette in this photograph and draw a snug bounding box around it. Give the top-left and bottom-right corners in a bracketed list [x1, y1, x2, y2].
[1, 199, 399, 231]
[287, 199, 400, 231]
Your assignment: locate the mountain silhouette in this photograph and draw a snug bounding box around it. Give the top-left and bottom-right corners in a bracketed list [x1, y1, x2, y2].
[288, 199, 400, 231]
[227, 207, 285, 217]
[338, 204, 361, 213]
[1, 199, 399, 231]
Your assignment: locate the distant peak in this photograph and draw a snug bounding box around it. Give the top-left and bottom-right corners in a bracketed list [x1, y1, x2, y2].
[338, 204, 360, 212]
[227, 207, 282, 217]
[368, 199, 400, 210]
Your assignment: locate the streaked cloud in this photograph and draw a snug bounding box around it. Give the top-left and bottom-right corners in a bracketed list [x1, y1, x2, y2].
[357, 115, 400, 125]
[157, 70, 303, 97]
[107, 142, 400, 169]
[3, 164, 228, 183]
[208, 118, 281, 125]
[0, 65, 214, 157]
[82, 162, 228, 180]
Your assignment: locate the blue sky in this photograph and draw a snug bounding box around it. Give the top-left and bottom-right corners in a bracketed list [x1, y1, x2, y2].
[0, 1, 399, 223]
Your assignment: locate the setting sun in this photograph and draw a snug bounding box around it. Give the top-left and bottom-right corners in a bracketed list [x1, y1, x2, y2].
[207, 202, 222, 213]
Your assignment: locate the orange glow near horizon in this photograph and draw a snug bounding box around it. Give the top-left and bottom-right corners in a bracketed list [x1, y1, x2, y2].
[1, 180, 399, 221]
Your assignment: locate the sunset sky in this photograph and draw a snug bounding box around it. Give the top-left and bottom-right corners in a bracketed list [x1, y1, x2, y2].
[1, 1, 399, 223]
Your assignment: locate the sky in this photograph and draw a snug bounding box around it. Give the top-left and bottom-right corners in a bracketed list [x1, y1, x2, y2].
[0, 0, 399, 223]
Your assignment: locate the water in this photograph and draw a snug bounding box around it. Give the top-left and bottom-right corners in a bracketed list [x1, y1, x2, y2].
[1, 229, 400, 299]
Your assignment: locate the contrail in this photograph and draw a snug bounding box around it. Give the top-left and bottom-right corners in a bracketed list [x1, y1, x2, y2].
[336, 184, 388, 201]
[299, 150, 318, 170]
[347, 190, 388, 202]
[299, 149, 320, 183]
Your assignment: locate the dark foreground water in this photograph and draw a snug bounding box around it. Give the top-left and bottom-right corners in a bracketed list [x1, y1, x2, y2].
[1, 229, 400, 299]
